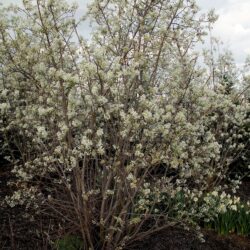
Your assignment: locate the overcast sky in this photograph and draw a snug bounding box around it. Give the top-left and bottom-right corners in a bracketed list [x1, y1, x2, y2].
[197, 0, 250, 66]
[1, 0, 250, 65]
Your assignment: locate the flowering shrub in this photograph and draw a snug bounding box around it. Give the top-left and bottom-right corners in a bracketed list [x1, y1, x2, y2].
[0, 0, 249, 249]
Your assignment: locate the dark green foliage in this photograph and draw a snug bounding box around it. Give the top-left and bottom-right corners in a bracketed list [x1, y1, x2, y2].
[55, 235, 84, 250]
[205, 204, 250, 236]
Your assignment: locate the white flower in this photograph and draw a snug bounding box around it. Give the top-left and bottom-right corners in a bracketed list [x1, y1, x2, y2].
[193, 197, 198, 202]
[106, 190, 114, 195]
[1, 89, 8, 96]
[37, 126, 48, 138]
[220, 191, 226, 199]
[231, 205, 237, 211]
[142, 110, 152, 120]
[127, 173, 134, 181]
[212, 191, 218, 197]
[81, 136, 93, 149]
[0, 102, 9, 112]
[218, 204, 227, 213]
[96, 128, 104, 137]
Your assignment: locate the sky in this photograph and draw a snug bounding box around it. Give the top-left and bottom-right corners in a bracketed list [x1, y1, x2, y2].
[1, 0, 250, 66]
[197, 0, 250, 66]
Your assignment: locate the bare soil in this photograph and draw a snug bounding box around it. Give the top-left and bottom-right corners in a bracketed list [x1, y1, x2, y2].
[128, 227, 250, 250]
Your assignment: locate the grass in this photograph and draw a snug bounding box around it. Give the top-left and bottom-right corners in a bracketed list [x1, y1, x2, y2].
[55, 235, 84, 250]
